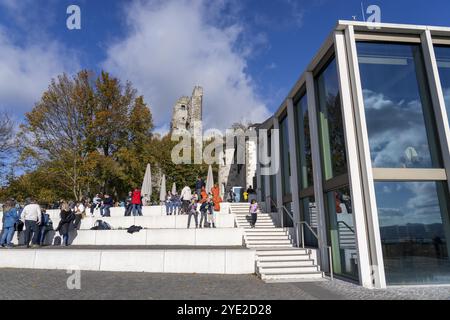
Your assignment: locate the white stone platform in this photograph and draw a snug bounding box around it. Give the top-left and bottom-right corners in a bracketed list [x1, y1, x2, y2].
[0, 247, 255, 274]
[11, 228, 244, 246]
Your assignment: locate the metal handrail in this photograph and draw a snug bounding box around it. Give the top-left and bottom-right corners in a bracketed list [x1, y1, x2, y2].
[300, 220, 334, 281]
[264, 196, 334, 280]
[338, 221, 355, 233]
[266, 196, 299, 247]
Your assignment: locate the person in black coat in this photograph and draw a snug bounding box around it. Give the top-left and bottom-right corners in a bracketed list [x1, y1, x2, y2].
[55, 202, 75, 246]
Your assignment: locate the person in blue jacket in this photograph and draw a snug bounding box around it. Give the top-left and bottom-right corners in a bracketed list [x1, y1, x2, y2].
[1, 200, 20, 248]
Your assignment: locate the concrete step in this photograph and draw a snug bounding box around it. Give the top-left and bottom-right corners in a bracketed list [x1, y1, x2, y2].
[246, 239, 291, 244]
[261, 272, 325, 282]
[256, 248, 310, 255]
[245, 235, 291, 241]
[247, 244, 294, 248]
[244, 228, 287, 232]
[243, 231, 287, 236]
[259, 265, 319, 273]
[257, 260, 315, 267]
[258, 254, 311, 262]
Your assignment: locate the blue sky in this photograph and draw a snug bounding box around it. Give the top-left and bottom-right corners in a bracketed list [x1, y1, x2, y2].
[1, 0, 450, 133]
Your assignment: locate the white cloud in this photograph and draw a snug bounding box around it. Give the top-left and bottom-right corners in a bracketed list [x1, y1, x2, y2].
[102, 0, 270, 130]
[0, 28, 79, 115]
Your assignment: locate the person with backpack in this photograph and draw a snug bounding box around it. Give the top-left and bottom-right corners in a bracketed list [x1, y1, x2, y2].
[55, 202, 75, 246]
[171, 192, 181, 215]
[187, 198, 199, 229]
[227, 189, 236, 203]
[0, 200, 20, 248]
[90, 194, 102, 217]
[38, 209, 52, 246]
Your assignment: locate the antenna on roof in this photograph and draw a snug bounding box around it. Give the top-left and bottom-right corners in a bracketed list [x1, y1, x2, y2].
[361, 1, 366, 22]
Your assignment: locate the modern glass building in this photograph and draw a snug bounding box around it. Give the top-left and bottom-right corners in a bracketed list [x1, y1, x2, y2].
[255, 21, 450, 288]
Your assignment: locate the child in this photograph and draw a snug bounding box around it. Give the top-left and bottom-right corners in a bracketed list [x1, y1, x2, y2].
[249, 199, 259, 228]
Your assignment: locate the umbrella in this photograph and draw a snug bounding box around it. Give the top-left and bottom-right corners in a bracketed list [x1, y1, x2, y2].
[172, 182, 177, 195]
[159, 174, 166, 203]
[206, 165, 214, 193]
[141, 163, 152, 206]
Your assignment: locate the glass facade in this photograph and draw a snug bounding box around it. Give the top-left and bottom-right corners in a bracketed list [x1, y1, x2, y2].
[316, 58, 348, 180]
[280, 115, 291, 196]
[295, 95, 313, 189]
[325, 186, 358, 280]
[435, 45, 450, 124]
[257, 24, 450, 288]
[375, 181, 450, 285]
[357, 42, 442, 168]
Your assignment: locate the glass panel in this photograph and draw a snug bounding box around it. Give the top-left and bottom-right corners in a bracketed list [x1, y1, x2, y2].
[434, 45, 450, 125]
[375, 181, 450, 285]
[295, 94, 314, 189]
[325, 186, 358, 280]
[301, 196, 319, 248]
[280, 116, 291, 196]
[283, 202, 294, 228]
[316, 58, 348, 180]
[357, 42, 442, 168]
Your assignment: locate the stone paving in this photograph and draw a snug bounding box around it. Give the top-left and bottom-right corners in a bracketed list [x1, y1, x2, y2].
[1, 268, 450, 300]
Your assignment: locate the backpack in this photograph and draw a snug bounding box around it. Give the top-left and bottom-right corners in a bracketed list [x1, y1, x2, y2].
[127, 225, 143, 234]
[91, 220, 112, 230]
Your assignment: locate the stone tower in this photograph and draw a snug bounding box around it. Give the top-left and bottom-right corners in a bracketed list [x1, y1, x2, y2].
[170, 86, 203, 136]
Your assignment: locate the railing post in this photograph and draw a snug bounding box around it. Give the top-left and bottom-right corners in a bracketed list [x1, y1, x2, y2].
[296, 223, 300, 248]
[280, 207, 284, 228]
[328, 246, 334, 281]
[301, 223, 305, 249]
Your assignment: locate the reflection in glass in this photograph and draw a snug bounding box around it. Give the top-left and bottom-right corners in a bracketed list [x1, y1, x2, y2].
[280, 116, 291, 196]
[268, 131, 277, 211]
[295, 95, 314, 189]
[301, 197, 319, 247]
[325, 186, 358, 280]
[375, 181, 450, 285]
[357, 42, 441, 168]
[316, 58, 348, 180]
[435, 45, 450, 125]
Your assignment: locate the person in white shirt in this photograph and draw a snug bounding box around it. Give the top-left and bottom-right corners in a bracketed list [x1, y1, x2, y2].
[180, 185, 192, 215]
[21, 198, 42, 248]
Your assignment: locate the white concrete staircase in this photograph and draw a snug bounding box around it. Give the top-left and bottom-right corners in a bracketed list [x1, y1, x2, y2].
[230, 203, 325, 283]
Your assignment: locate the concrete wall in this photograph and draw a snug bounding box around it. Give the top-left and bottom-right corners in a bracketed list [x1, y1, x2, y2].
[10, 229, 245, 246]
[0, 248, 256, 274]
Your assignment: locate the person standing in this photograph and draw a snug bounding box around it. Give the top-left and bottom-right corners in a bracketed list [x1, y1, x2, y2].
[56, 202, 75, 246]
[199, 197, 213, 228]
[165, 191, 173, 215]
[249, 199, 259, 228]
[0, 200, 20, 248]
[211, 184, 222, 228]
[195, 176, 205, 198]
[38, 209, 52, 246]
[187, 199, 199, 229]
[124, 191, 133, 216]
[247, 186, 257, 203]
[171, 192, 181, 215]
[180, 184, 192, 215]
[21, 198, 42, 248]
[131, 188, 143, 216]
[227, 189, 236, 203]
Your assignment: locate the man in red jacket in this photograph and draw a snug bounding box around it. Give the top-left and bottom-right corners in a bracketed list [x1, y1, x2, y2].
[131, 188, 143, 216]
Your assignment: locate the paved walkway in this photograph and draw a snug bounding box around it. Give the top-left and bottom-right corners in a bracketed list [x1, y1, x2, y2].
[1, 269, 450, 300]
